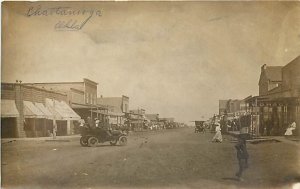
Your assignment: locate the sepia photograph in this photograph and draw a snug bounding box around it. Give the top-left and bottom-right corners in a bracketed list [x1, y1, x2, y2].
[1, 1, 300, 189]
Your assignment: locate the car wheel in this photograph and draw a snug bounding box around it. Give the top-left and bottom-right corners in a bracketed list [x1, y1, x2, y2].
[119, 136, 127, 146]
[80, 136, 88, 147]
[88, 136, 98, 147]
[110, 139, 118, 146]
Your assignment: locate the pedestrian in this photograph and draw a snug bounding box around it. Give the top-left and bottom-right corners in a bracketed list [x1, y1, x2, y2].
[53, 120, 57, 139]
[87, 116, 94, 129]
[284, 121, 296, 136]
[95, 118, 100, 128]
[79, 119, 85, 127]
[103, 116, 112, 138]
[212, 123, 222, 142]
[235, 133, 249, 181]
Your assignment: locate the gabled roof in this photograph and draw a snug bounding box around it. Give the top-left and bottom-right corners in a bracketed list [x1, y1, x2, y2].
[283, 55, 300, 69]
[1, 100, 19, 118]
[264, 66, 283, 82]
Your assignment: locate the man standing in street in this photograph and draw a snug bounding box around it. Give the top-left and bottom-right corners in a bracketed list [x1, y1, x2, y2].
[235, 133, 249, 181]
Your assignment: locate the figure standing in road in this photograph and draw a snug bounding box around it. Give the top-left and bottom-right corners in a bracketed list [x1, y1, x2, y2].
[212, 122, 222, 142]
[235, 134, 249, 181]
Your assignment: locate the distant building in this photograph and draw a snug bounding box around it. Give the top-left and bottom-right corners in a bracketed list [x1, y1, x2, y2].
[128, 109, 146, 131]
[219, 100, 228, 115]
[97, 95, 129, 125]
[159, 117, 175, 123]
[219, 99, 247, 116]
[145, 114, 159, 122]
[97, 95, 129, 113]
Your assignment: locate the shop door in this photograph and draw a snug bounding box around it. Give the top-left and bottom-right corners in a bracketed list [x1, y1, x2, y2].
[1, 118, 17, 138]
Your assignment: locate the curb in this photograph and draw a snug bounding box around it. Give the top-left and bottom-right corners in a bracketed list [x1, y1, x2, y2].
[45, 139, 72, 142]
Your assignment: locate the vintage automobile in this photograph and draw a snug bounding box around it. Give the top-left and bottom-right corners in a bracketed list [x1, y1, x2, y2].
[79, 125, 128, 147]
[194, 121, 205, 133]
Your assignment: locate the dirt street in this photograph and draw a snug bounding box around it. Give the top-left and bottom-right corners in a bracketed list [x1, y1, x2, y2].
[2, 128, 300, 189]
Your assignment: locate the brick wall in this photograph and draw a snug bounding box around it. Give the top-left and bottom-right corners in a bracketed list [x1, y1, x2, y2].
[282, 57, 300, 93]
[14, 84, 26, 137]
[22, 85, 67, 103]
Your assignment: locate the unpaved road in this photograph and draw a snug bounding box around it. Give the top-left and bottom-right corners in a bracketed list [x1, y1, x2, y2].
[2, 128, 300, 189]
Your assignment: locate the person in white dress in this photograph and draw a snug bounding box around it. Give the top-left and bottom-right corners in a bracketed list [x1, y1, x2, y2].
[285, 122, 296, 136]
[212, 123, 223, 142]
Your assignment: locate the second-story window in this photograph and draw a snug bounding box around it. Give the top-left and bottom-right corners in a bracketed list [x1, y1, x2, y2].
[86, 93, 89, 104]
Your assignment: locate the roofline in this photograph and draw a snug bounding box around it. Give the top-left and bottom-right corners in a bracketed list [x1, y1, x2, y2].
[265, 66, 283, 68]
[22, 78, 98, 85]
[122, 95, 129, 99]
[283, 55, 300, 68]
[1, 83, 67, 96]
[98, 96, 129, 99]
[23, 82, 84, 85]
[83, 78, 98, 85]
[71, 102, 108, 109]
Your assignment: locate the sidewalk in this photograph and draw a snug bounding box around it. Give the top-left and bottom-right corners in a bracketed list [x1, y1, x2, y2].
[227, 131, 300, 145]
[1, 134, 81, 143]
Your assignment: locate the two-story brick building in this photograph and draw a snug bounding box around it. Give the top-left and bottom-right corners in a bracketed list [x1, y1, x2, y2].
[259, 65, 283, 96]
[247, 56, 300, 136]
[23, 78, 108, 122]
[24, 78, 98, 106]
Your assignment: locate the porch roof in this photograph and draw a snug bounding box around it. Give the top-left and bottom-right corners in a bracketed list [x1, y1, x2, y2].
[1, 100, 19, 118]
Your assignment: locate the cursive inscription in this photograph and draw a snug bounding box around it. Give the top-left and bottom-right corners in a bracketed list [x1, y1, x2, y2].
[54, 14, 92, 31]
[26, 5, 102, 31]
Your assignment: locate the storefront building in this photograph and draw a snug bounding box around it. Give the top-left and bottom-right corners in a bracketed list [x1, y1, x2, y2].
[97, 95, 129, 126]
[128, 109, 146, 131]
[247, 56, 300, 136]
[1, 83, 80, 138]
[23, 78, 108, 124]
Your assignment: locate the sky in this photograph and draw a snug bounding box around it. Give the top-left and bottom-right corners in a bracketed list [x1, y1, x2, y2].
[2, 2, 300, 123]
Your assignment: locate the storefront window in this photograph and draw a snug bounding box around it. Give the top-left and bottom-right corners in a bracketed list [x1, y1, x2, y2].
[277, 107, 282, 112]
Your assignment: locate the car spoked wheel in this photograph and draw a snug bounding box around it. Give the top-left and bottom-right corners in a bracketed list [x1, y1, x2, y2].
[80, 136, 88, 147]
[110, 139, 118, 146]
[118, 136, 127, 146]
[88, 136, 98, 147]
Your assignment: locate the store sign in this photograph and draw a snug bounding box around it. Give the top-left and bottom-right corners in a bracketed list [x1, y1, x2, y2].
[259, 102, 285, 107]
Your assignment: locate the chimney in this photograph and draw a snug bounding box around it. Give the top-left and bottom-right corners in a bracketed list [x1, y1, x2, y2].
[261, 64, 267, 71]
